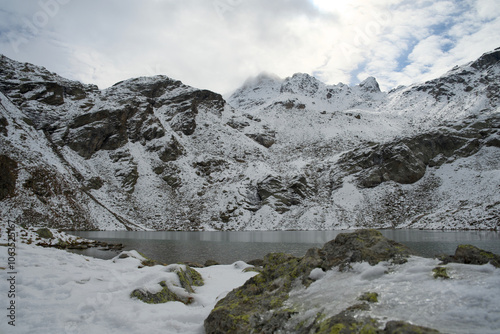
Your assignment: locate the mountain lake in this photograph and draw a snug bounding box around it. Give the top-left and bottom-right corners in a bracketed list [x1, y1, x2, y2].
[67, 229, 500, 265]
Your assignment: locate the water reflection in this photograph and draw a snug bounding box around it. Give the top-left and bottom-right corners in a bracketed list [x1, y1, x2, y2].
[68, 230, 500, 265]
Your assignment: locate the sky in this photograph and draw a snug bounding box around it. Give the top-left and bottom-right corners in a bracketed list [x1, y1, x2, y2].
[0, 0, 499, 94]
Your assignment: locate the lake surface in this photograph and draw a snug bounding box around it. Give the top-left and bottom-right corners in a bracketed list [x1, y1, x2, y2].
[67, 229, 500, 265]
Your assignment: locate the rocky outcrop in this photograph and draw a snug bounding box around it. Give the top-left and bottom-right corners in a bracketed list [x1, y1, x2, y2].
[204, 230, 416, 334]
[336, 115, 499, 188]
[440, 244, 500, 268]
[256, 175, 313, 213]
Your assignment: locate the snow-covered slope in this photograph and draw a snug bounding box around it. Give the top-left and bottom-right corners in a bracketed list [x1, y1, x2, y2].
[0, 48, 499, 231]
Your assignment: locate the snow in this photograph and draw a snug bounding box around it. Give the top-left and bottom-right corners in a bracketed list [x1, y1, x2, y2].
[0, 224, 257, 334]
[288, 258, 500, 333]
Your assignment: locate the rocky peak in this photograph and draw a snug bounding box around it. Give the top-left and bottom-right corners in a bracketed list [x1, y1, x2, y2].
[358, 76, 381, 93]
[280, 72, 322, 96]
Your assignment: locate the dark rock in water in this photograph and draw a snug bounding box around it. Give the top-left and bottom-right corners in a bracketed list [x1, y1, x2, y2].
[204, 260, 220, 267]
[204, 229, 417, 334]
[321, 229, 414, 270]
[440, 244, 500, 268]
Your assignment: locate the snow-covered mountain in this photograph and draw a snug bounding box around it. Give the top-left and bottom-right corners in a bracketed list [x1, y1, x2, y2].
[0, 48, 499, 231]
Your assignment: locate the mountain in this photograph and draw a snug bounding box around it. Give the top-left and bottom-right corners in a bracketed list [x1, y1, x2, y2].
[0, 48, 499, 231]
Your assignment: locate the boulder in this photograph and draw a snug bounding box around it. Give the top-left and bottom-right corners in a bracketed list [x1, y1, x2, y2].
[440, 244, 500, 268]
[204, 230, 416, 334]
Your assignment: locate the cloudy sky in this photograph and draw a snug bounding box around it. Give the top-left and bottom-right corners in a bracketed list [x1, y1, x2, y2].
[0, 0, 499, 94]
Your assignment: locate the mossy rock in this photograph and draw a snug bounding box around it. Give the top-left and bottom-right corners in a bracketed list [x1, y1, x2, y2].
[36, 228, 54, 239]
[172, 265, 204, 293]
[131, 281, 192, 305]
[441, 244, 500, 268]
[358, 292, 379, 303]
[321, 229, 414, 270]
[384, 321, 440, 333]
[432, 267, 450, 279]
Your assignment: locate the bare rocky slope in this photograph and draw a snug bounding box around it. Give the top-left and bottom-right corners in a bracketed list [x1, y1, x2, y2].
[0, 48, 499, 230]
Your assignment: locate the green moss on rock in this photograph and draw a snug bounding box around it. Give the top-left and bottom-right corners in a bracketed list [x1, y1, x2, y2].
[358, 292, 379, 303]
[432, 267, 450, 279]
[36, 228, 54, 239]
[130, 281, 192, 304]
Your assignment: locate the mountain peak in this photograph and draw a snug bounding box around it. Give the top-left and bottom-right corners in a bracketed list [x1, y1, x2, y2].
[280, 72, 322, 95]
[358, 76, 381, 93]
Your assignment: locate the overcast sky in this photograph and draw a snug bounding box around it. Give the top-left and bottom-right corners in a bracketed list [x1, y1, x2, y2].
[0, 0, 499, 94]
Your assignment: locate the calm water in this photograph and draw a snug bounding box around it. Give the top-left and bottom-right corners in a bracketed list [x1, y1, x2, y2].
[67, 230, 500, 265]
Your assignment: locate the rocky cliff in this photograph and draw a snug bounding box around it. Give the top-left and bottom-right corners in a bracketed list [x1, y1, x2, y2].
[0, 48, 499, 230]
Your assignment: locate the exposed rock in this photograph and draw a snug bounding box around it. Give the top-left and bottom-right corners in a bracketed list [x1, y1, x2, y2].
[158, 135, 184, 162]
[204, 230, 415, 334]
[131, 264, 203, 305]
[320, 229, 414, 270]
[204, 260, 220, 267]
[384, 321, 440, 334]
[255, 175, 313, 213]
[245, 132, 276, 148]
[432, 266, 450, 279]
[0, 115, 8, 136]
[0, 155, 17, 200]
[131, 281, 193, 304]
[35, 228, 54, 239]
[440, 244, 500, 268]
[337, 118, 498, 188]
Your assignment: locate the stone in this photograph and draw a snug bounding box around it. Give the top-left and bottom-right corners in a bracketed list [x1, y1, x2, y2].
[321, 229, 414, 270]
[35, 228, 54, 239]
[441, 244, 500, 268]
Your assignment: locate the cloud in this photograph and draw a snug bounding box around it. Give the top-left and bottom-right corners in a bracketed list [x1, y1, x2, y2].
[0, 0, 498, 94]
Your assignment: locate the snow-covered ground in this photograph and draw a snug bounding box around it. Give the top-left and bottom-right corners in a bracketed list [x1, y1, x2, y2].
[0, 224, 256, 334]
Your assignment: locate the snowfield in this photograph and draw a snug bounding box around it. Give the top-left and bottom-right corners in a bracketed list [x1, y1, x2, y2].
[0, 224, 257, 334]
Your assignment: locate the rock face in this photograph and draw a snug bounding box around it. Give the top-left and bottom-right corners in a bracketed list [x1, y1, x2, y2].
[204, 230, 416, 334]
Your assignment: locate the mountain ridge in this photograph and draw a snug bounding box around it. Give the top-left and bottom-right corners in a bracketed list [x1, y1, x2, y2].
[0, 48, 499, 231]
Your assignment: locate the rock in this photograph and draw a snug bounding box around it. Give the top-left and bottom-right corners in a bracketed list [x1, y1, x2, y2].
[204, 230, 416, 334]
[321, 229, 414, 270]
[166, 265, 204, 293]
[131, 281, 193, 305]
[0, 155, 18, 200]
[432, 266, 450, 279]
[245, 132, 276, 148]
[35, 228, 54, 239]
[358, 292, 379, 303]
[204, 260, 220, 267]
[440, 244, 500, 268]
[384, 321, 440, 334]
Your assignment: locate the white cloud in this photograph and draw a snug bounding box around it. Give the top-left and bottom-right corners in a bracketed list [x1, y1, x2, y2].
[0, 0, 498, 94]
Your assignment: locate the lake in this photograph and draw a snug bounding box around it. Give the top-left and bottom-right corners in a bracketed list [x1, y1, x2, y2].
[67, 229, 500, 265]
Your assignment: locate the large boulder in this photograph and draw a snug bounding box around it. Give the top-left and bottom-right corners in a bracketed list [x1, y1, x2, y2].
[204, 230, 416, 334]
[440, 244, 500, 268]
